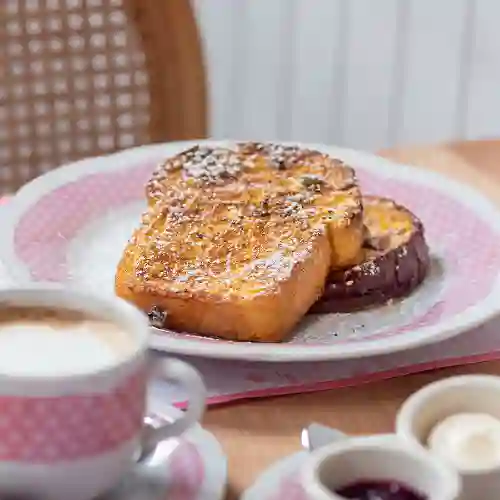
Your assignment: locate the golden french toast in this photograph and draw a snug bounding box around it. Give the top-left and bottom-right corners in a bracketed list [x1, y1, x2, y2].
[115, 143, 363, 342]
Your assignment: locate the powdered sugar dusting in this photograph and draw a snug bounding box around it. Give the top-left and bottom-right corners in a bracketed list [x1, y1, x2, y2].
[128, 143, 360, 300]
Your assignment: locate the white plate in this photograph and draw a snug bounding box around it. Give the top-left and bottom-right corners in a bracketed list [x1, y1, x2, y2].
[3, 140, 500, 362]
[106, 404, 227, 500]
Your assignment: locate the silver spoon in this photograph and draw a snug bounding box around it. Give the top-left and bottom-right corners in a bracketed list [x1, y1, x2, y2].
[301, 422, 347, 452]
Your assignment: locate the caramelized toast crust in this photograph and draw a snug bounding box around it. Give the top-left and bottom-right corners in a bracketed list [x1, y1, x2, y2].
[115, 143, 363, 342]
[310, 195, 430, 313]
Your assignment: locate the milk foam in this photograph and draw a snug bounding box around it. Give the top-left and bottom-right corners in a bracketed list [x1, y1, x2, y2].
[0, 318, 132, 377]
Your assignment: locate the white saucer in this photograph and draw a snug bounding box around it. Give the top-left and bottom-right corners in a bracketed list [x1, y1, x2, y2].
[242, 451, 308, 500]
[103, 405, 227, 500]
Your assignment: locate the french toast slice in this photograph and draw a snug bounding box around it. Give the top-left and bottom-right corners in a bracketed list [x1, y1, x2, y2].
[310, 196, 430, 314]
[115, 143, 363, 342]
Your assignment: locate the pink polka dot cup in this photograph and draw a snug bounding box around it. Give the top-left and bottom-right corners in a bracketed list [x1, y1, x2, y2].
[0, 286, 206, 500]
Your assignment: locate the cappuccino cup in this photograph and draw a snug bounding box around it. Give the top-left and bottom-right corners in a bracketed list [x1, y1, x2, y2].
[0, 286, 206, 500]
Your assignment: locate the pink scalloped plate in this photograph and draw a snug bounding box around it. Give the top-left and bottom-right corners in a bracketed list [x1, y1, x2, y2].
[3, 141, 500, 362]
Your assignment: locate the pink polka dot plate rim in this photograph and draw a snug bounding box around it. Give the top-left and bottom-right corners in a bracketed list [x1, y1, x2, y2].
[104, 404, 227, 500]
[2, 140, 500, 362]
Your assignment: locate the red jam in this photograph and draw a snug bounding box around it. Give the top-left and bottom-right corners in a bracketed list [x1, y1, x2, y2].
[335, 480, 427, 500]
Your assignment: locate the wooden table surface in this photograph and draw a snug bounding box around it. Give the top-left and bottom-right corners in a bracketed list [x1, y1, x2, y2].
[203, 139, 500, 499]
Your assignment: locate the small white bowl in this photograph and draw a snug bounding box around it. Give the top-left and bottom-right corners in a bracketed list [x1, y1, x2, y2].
[396, 374, 500, 500]
[301, 433, 461, 499]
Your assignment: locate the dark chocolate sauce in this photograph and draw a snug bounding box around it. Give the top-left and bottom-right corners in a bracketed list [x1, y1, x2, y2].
[335, 480, 427, 500]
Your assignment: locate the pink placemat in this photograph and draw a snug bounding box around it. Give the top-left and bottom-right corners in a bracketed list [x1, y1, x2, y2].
[149, 316, 500, 408]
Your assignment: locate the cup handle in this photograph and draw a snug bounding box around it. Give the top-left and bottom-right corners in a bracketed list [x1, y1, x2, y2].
[141, 358, 207, 452]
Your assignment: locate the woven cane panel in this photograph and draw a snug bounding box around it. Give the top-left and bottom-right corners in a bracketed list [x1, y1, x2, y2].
[0, 0, 151, 192]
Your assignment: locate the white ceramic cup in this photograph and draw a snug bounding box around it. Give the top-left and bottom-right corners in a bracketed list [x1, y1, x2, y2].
[396, 374, 500, 500]
[301, 433, 462, 499]
[0, 287, 206, 500]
